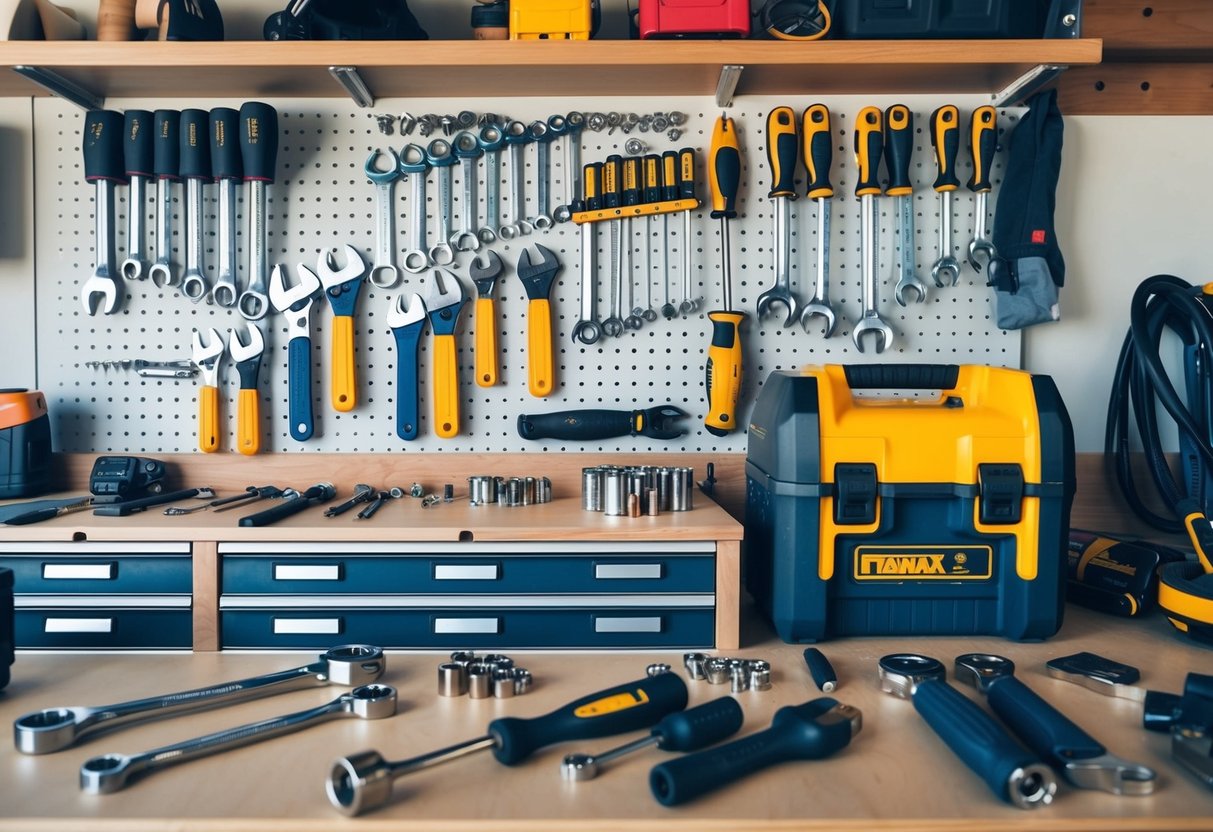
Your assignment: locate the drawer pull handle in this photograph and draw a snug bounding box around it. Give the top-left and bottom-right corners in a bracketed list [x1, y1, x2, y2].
[45, 617, 114, 634]
[272, 618, 342, 635]
[594, 563, 663, 580]
[273, 565, 341, 581]
[594, 616, 663, 633]
[42, 563, 117, 580]
[433, 618, 500, 635]
[433, 564, 500, 581]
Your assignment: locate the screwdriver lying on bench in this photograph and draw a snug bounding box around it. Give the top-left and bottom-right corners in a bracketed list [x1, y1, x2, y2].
[327, 672, 688, 815]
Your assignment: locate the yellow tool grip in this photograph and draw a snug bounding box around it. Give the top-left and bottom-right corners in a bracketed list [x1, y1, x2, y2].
[803, 103, 833, 200]
[765, 106, 798, 199]
[853, 106, 884, 198]
[237, 387, 260, 456]
[930, 104, 961, 193]
[704, 310, 746, 436]
[528, 297, 554, 398]
[475, 297, 498, 388]
[433, 332, 460, 438]
[968, 105, 997, 194]
[331, 314, 356, 412]
[198, 384, 219, 454]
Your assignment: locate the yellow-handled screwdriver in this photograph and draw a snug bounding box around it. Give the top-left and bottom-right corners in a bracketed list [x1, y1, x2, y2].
[704, 114, 745, 437]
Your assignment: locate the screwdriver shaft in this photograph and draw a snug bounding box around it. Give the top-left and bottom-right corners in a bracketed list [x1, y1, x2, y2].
[387, 734, 497, 780]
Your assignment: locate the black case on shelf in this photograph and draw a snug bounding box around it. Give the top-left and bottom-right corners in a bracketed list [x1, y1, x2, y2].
[832, 0, 1051, 39]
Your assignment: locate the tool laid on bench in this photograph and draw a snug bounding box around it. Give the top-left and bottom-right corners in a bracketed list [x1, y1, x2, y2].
[238, 482, 336, 527]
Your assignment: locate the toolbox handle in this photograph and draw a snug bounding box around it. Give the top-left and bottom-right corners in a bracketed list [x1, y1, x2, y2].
[843, 364, 960, 391]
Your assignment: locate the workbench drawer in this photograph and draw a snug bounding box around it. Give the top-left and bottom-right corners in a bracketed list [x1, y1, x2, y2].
[15, 605, 192, 649]
[0, 543, 192, 595]
[219, 542, 715, 595]
[219, 602, 715, 649]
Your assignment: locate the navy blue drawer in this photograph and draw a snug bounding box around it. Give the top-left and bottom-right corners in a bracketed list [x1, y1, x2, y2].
[0, 543, 191, 595]
[16, 608, 192, 649]
[220, 606, 714, 649]
[220, 543, 715, 595]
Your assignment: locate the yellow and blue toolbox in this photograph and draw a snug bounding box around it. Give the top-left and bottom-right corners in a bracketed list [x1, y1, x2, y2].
[745, 364, 1076, 642]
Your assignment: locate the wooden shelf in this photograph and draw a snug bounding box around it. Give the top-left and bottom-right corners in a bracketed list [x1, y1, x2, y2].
[0, 39, 1103, 102]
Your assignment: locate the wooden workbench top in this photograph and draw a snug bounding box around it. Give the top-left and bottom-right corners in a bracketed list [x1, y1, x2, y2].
[0, 605, 1209, 831]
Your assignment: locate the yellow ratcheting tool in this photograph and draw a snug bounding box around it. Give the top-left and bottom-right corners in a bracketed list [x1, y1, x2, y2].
[228, 322, 265, 456]
[191, 327, 224, 453]
[424, 268, 468, 438]
[318, 245, 368, 412]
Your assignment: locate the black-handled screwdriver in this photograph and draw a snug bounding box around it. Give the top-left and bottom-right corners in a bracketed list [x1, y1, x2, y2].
[328, 672, 689, 816]
[649, 698, 861, 806]
[562, 695, 743, 781]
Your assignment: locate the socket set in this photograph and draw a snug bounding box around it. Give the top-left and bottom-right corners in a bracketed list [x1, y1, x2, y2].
[438, 652, 534, 699]
[684, 653, 772, 693]
[581, 465, 694, 517]
[466, 475, 553, 506]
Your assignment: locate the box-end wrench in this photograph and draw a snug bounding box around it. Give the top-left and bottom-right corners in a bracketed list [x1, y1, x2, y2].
[621, 156, 644, 331]
[552, 111, 583, 224]
[209, 107, 242, 308]
[426, 139, 457, 266]
[400, 143, 430, 274]
[119, 109, 152, 282]
[878, 654, 1056, 810]
[14, 645, 385, 755]
[147, 110, 180, 289]
[452, 132, 483, 253]
[237, 102, 279, 322]
[756, 107, 800, 328]
[530, 119, 555, 231]
[886, 105, 928, 307]
[571, 164, 601, 346]
[178, 108, 211, 304]
[800, 104, 837, 337]
[929, 105, 962, 288]
[677, 148, 698, 316]
[388, 292, 427, 440]
[967, 105, 998, 272]
[365, 147, 403, 290]
[852, 107, 893, 354]
[501, 121, 533, 239]
[477, 126, 503, 245]
[80, 110, 126, 316]
[81, 684, 397, 794]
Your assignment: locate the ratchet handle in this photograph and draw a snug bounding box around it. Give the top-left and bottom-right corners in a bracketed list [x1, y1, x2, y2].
[331, 315, 356, 412]
[83, 110, 125, 183]
[475, 297, 498, 388]
[152, 109, 180, 179]
[489, 672, 688, 766]
[178, 109, 211, 181]
[527, 298, 554, 398]
[209, 107, 242, 181]
[986, 676, 1106, 764]
[122, 110, 154, 178]
[853, 106, 883, 198]
[930, 104, 961, 192]
[766, 106, 798, 199]
[802, 104, 833, 199]
[287, 335, 314, 441]
[239, 102, 279, 183]
[883, 104, 913, 197]
[968, 105, 997, 193]
[391, 324, 423, 441]
[517, 409, 635, 441]
[913, 679, 1042, 804]
[649, 699, 856, 806]
[433, 333, 460, 438]
[237, 388, 260, 456]
[198, 384, 219, 454]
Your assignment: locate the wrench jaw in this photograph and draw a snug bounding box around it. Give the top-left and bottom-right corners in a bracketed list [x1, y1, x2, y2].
[148, 261, 175, 289]
[968, 240, 997, 273]
[894, 279, 929, 308]
[852, 317, 894, 355]
[800, 303, 837, 339]
[80, 274, 124, 316]
[755, 291, 798, 330]
[931, 257, 962, 289]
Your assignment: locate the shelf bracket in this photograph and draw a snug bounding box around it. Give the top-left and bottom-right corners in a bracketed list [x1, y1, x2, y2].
[329, 66, 374, 108]
[12, 66, 103, 110]
[715, 65, 744, 109]
[992, 64, 1068, 108]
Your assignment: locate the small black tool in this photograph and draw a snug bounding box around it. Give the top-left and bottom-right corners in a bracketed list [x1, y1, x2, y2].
[94, 487, 214, 517]
[518, 405, 688, 441]
[239, 483, 336, 527]
[88, 456, 168, 502]
[803, 648, 837, 692]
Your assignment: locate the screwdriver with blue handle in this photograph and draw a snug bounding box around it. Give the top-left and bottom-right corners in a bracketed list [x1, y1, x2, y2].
[704, 114, 745, 436]
[327, 672, 688, 816]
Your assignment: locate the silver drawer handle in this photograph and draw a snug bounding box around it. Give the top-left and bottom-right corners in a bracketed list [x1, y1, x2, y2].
[433, 564, 500, 581]
[44, 617, 113, 634]
[433, 618, 500, 635]
[42, 563, 117, 580]
[594, 617, 663, 634]
[273, 564, 341, 581]
[273, 618, 342, 635]
[594, 563, 662, 580]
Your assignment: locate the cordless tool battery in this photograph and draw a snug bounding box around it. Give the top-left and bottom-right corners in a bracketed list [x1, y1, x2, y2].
[0, 389, 52, 498]
[509, 0, 592, 39]
[636, 0, 750, 38]
[745, 364, 1075, 642]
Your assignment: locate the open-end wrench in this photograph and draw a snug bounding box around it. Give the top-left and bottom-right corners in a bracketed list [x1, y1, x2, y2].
[967, 105, 998, 272]
[178, 109, 211, 304]
[639, 154, 661, 322]
[451, 132, 482, 253]
[388, 292, 427, 440]
[470, 250, 504, 387]
[81, 684, 397, 795]
[14, 645, 385, 755]
[426, 139, 457, 266]
[601, 157, 625, 338]
[119, 109, 152, 282]
[209, 107, 242, 308]
[553, 111, 583, 224]
[365, 147, 403, 289]
[929, 105, 962, 288]
[400, 143, 430, 274]
[954, 654, 1156, 796]
[886, 105, 928, 307]
[237, 103, 278, 321]
[571, 163, 601, 346]
[318, 245, 368, 413]
[147, 109, 179, 289]
[756, 106, 799, 328]
[424, 268, 468, 438]
[477, 126, 503, 245]
[80, 110, 126, 316]
[518, 243, 561, 397]
[530, 119, 555, 231]
[501, 120, 533, 239]
[269, 262, 321, 442]
[677, 148, 698, 316]
[852, 107, 894, 354]
[800, 104, 837, 337]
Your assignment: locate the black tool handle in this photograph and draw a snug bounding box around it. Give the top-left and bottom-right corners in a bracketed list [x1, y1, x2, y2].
[584, 162, 602, 211]
[517, 409, 635, 441]
[152, 109, 180, 180]
[239, 102, 279, 183]
[930, 105, 961, 192]
[122, 110, 154, 178]
[765, 106, 798, 199]
[843, 364, 960, 391]
[802, 104, 833, 199]
[238, 484, 331, 527]
[83, 110, 126, 184]
[178, 108, 211, 181]
[803, 648, 837, 692]
[654, 696, 744, 752]
[986, 676, 1105, 766]
[883, 104, 913, 197]
[649, 699, 856, 806]
[93, 488, 203, 517]
[209, 107, 242, 181]
[4, 507, 64, 526]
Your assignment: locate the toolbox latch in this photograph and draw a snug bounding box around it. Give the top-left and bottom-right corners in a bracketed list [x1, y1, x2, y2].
[978, 464, 1024, 525]
[834, 463, 878, 526]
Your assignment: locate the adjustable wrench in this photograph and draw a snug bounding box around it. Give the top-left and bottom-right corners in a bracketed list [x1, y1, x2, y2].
[451, 132, 482, 253]
[14, 645, 385, 755]
[209, 107, 242, 308]
[388, 292, 427, 440]
[929, 105, 962, 288]
[852, 107, 894, 354]
[424, 269, 468, 438]
[318, 245, 368, 413]
[400, 144, 430, 274]
[755, 106, 799, 328]
[228, 321, 265, 456]
[571, 162, 601, 346]
[886, 105, 928, 306]
[119, 109, 152, 282]
[426, 139, 457, 266]
[80, 110, 126, 316]
[269, 262, 322, 441]
[192, 327, 224, 453]
[147, 109, 179, 289]
[967, 105, 999, 272]
[178, 108, 211, 304]
[518, 243, 562, 398]
[477, 125, 503, 245]
[800, 104, 837, 337]
[501, 121, 533, 239]
[469, 250, 504, 387]
[237, 102, 278, 322]
[365, 147, 403, 289]
[81, 684, 397, 794]
[530, 119, 555, 230]
[553, 111, 583, 223]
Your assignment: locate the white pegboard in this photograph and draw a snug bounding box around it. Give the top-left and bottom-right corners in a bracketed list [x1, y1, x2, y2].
[35, 95, 1021, 455]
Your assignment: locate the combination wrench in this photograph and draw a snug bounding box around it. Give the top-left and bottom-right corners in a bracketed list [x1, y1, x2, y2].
[571, 162, 601, 345]
[426, 138, 457, 266]
[236, 102, 278, 322]
[79, 109, 125, 316]
[755, 107, 799, 328]
[178, 108, 211, 304]
[621, 156, 643, 331]
[147, 109, 179, 289]
[14, 645, 386, 755]
[552, 112, 582, 223]
[119, 109, 152, 282]
[929, 105, 962, 288]
[209, 107, 242, 307]
[677, 148, 697, 316]
[81, 685, 397, 794]
[967, 105, 999, 272]
[477, 125, 503, 245]
[451, 131, 483, 253]
[852, 107, 894, 353]
[530, 119, 555, 230]
[400, 143, 430, 274]
[800, 104, 837, 337]
[887, 105, 928, 307]
[501, 120, 532, 239]
[365, 147, 404, 289]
